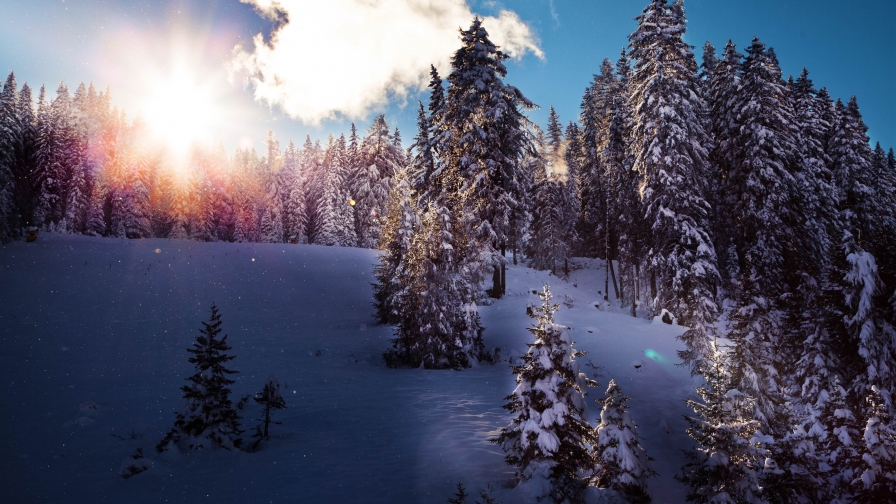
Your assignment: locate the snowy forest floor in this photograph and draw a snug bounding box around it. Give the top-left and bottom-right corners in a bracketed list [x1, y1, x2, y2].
[0, 233, 701, 503]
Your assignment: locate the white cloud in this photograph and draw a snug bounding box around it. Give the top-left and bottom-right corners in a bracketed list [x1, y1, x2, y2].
[229, 0, 543, 125]
[549, 0, 560, 27]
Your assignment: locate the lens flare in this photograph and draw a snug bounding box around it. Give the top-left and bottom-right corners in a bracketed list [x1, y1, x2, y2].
[644, 348, 663, 362]
[141, 68, 219, 157]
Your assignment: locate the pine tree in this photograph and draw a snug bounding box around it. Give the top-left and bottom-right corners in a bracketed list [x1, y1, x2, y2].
[317, 134, 355, 246]
[704, 40, 742, 290]
[593, 379, 656, 503]
[0, 73, 17, 242]
[527, 123, 574, 276]
[722, 37, 808, 427]
[85, 183, 107, 236]
[577, 59, 615, 260]
[10, 81, 40, 234]
[384, 203, 483, 369]
[447, 483, 470, 504]
[440, 17, 534, 298]
[677, 342, 767, 503]
[373, 167, 420, 324]
[628, 0, 718, 372]
[251, 374, 286, 447]
[850, 386, 896, 501]
[157, 303, 243, 452]
[353, 115, 398, 248]
[493, 285, 596, 503]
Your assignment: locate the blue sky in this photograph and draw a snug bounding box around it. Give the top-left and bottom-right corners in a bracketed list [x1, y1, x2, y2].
[2, 0, 894, 153]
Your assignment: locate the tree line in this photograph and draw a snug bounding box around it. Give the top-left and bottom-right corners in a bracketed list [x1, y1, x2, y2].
[0, 78, 406, 248]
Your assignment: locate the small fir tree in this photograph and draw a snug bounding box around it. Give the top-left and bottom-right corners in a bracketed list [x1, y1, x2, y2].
[157, 303, 243, 452]
[593, 379, 656, 503]
[447, 483, 470, 504]
[493, 285, 597, 503]
[251, 374, 286, 448]
[677, 341, 767, 503]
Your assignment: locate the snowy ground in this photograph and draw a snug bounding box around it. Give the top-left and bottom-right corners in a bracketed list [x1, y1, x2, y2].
[0, 234, 700, 503]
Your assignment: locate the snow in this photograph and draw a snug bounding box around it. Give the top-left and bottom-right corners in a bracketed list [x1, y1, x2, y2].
[0, 233, 700, 503]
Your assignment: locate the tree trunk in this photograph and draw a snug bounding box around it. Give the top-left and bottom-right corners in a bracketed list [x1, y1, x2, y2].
[263, 403, 271, 438]
[632, 263, 639, 318]
[501, 242, 507, 296]
[604, 257, 609, 301]
[610, 258, 619, 299]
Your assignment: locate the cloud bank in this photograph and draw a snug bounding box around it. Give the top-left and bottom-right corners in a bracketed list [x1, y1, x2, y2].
[230, 0, 543, 124]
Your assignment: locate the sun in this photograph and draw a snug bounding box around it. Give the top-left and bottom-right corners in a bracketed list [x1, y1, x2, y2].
[140, 67, 220, 157]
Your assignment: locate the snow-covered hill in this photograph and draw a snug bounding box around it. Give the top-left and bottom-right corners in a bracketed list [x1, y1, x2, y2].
[0, 234, 699, 503]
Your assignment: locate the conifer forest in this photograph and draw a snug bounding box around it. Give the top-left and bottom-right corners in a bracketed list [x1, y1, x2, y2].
[1, 1, 895, 503]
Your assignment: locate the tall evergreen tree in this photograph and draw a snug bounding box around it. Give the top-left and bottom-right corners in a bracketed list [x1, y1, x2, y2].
[317, 134, 356, 246]
[440, 17, 534, 298]
[384, 202, 483, 369]
[628, 0, 718, 373]
[373, 166, 420, 324]
[0, 73, 17, 241]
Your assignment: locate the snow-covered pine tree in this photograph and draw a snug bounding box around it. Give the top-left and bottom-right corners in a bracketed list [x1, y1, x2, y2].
[829, 97, 896, 410]
[628, 0, 718, 373]
[286, 182, 306, 244]
[260, 207, 278, 243]
[549, 107, 579, 275]
[251, 374, 286, 446]
[279, 139, 300, 241]
[408, 101, 435, 200]
[85, 183, 107, 236]
[0, 73, 17, 242]
[527, 122, 574, 276]
[493, 285, 596, 503]
[676, 341, 767, 503]
[316, 134, 355, 246]
[721, 37, 810, 429]
[440, 17, 534, 298]
[62, 156, 90, 234]
[790, 276, 854, 501]
[353, 115, 398, 248]
[849, 385, 896, 501]
[821, 375, 861, 500]
[373, 166, 420, 324]
[260, 133, 284, 243]
[606, 50, 646, 318]
[35, 82, 86, 228]
[577, 59, 615, 259]
[157, 303, 243, 452]
[593, 379, 655, 502]
[300, 136, 326, 243]
[353, 161, 387, 248]
[704, 40, 742, 290]
[384, 202, 483, 369]
[9, 79, 41, 234]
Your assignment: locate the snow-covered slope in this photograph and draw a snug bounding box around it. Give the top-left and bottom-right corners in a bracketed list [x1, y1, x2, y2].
[0, 234, 699, 503]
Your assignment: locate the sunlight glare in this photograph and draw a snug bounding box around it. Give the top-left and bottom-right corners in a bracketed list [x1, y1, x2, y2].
[141, 68, 219, 157]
